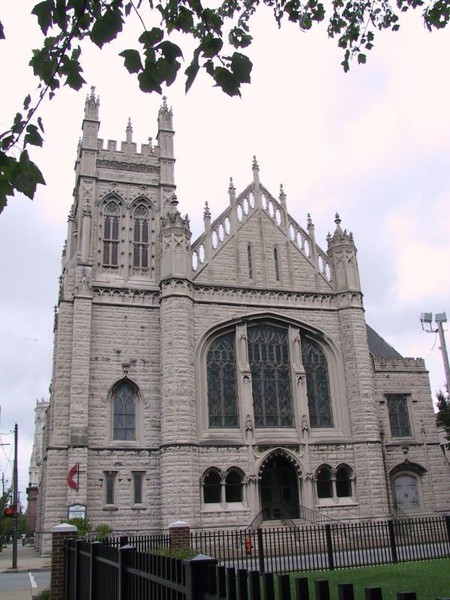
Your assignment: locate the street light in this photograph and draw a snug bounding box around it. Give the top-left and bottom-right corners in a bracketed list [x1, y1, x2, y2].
[420, 312, 450, 393]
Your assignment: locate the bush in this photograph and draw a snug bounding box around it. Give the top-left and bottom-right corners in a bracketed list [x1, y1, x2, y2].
[95, 523, 113, 541]
[33, 589, 50, 600]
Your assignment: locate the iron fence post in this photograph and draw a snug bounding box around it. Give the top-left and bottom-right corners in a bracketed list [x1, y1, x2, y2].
[89, 541, 101, 600]
[387, 520, 398, 564]
[315, 579, 330, 600]
[183, 554, 218, 600]
[257, 528, 265, 574]
[365, 588, 383, 599]
[324, 524, 334, 570]
[118, 545, 136, 600]
[445, 515, 450, 548]
[278, 574, 291, 600]
[338, 583, 355, 600]
[295, 577, 309, 600]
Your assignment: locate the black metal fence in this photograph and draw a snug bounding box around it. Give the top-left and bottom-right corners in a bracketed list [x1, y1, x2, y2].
[191, 516, 450, 573]
[64, 540, 438, 600]
[65, 538, 217, 600]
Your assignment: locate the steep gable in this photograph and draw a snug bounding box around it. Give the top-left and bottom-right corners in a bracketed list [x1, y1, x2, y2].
[191, 162, 334, 293]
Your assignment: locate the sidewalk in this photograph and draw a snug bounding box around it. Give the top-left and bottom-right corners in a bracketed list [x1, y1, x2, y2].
[0, 543, 51, 573]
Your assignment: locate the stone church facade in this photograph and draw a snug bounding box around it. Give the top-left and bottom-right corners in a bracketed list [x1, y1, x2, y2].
[36, 90, 450, 552]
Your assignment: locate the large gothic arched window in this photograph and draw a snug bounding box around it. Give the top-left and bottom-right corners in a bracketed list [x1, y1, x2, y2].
[205, 321, 334, 431]
[207, 332, 238, 427]
[112, 381, 136, 441]
[103, 200, 121, 267]
[302, 338, 333, 428]
[248, 324, 293, 427]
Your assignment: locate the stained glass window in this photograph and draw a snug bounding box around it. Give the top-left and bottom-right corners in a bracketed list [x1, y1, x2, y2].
[105, 472, 116, 505]
[387, 395, 411, 437]
[336, 466, 352, 497]
[133, 204, 150, 269]
[225, 470, 243, 502]
[207, 332, 238, 427]
[113, 382, 136, 440]
[302, 339, 333, 428]
[103, 201, 120, 267]
[316, 466, 333, 498]
[133, 472, 143, 504]
[203, 470, 221, 503]
[248, 325, 293, 427]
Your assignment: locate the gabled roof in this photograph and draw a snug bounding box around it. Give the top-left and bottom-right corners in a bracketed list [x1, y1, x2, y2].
[366, 324, 403, 359]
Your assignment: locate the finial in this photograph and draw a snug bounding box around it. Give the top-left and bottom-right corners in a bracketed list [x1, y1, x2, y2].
[335, 213, 341, 226]
[203, 201, 211, 219]
[228, 177, 235, 191]
[307, 213, 314, 228]
[126, 118, 133, 143]
[252, 156, 259, 171]
[148, 137, 153, 150]
[279, 184, 286, 199]
[159, 96, 173, 118]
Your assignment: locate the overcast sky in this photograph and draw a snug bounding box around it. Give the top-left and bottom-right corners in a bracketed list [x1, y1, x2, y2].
[1, 2, 450, 510]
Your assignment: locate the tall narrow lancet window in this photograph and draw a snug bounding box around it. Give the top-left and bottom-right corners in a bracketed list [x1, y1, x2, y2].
[113, 382, 136, 440]
[133, 204, 150, 269]
[302, 338, 333, 428]
[274, 247, 280, 281]
[103, 201, 120, 267]
[207, 332, 239, 427]
[248, 243, 253, 279]
[248, 324, 293, 427]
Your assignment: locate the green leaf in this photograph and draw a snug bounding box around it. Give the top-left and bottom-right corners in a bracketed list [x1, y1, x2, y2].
[139, 27, 164, 48]
[138, 66, 162, 94]
[185, 61, 200, 92]
[90, 7, 124, 47]
[11, 150, 45, 198]
[120, 49, 143, 74]
[24, 124, 44, 148]
[0, 20, 4, 40]
[357, 52, 366, 64]
[200, 36, 223, 58]
[31, 0, 54, 35]
[213, 67, 240, 96]
[158, 40, 183, 62]
[230, 52, 252, 83]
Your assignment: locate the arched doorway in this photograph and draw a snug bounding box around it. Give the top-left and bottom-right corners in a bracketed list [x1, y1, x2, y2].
[259, 453, 300, 520]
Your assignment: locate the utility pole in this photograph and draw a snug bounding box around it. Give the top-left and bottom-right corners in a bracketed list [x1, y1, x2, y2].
[12, 423, 18, 570]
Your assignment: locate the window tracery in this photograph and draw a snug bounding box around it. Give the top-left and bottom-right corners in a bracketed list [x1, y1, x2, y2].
[248, 324, 293, 428]
[207, 332, 238, 428]
[302, 338, 333, 428]
[103, 200, 121, 267]
[132, 204, 150, 269]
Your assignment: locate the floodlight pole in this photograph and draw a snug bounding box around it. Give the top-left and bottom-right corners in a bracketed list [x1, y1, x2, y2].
[436, 320, 450, 394]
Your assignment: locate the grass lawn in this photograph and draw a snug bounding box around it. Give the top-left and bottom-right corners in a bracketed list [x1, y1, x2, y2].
[290, 560, 450, 599]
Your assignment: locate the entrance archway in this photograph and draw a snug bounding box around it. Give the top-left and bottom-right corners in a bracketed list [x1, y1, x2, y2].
[259, 453, 300, 520]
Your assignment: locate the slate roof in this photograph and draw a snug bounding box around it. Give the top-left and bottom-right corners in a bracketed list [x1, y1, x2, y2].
[366, 324, 403, 359]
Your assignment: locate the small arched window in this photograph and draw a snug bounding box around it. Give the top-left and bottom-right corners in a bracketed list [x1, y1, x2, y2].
[225, 470, 243, 503]
[103, 200, 121, 267]
[133, 204, 150, 269]
[112, 382, 136, 441]
[316, 466, 333, 499]
[203, 470, 222, 503]
[336, 465, 352, 497]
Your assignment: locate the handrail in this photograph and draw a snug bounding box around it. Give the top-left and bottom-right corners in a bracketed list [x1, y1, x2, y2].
[298, 504, 343, 526]
[246, 509, 264, 531]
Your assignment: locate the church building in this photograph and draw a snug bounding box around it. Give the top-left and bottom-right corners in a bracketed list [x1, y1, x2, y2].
[36, 90, 450, 552]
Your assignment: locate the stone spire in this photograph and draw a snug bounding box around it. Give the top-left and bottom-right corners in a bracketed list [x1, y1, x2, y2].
[326, 213, 360, 292]
[84, 86, 100, 120]
[160, 195, 192, 280]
